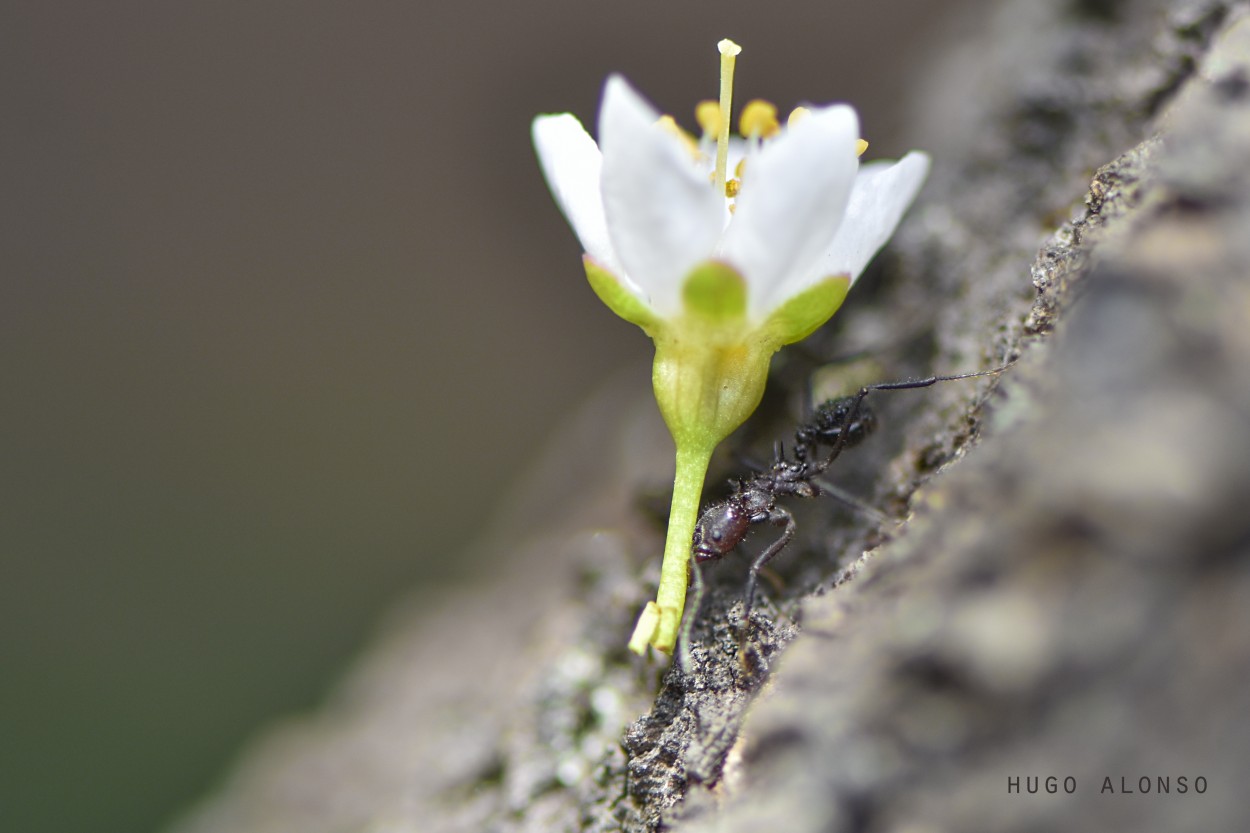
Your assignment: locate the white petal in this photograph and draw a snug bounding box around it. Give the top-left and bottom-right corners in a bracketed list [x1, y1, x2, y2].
[531, 113, 633, 287]
[719, 104, 861, 318]
[810, 150, 931, 284]
[598, 75, 724, 317]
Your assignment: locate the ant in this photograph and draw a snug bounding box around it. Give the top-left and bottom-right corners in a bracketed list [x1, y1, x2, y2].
[677, 363, 1012, 672]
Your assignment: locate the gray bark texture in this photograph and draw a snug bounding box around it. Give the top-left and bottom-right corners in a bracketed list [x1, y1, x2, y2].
[171, 1, 1250, 831]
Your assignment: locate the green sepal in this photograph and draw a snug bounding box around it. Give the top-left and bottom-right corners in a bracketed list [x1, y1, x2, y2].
[651, 336, 772, 450]
[759, 275, 851, 347]
[584, 256, 660, 334]
[681, 260, 747, 323]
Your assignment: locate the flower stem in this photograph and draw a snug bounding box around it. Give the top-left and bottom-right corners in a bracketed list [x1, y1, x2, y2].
[629, 438, 714, 655]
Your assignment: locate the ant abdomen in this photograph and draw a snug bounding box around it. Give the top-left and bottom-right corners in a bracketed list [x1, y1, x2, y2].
[794, 397, 878, 460]
[692, 502, 752, 562]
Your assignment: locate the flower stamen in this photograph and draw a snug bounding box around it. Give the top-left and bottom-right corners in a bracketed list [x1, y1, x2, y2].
[725, 158, 744, 208]
[695, 100, 722, 139]
[714, 38, 741, 195]
[739, 99, 780, 139]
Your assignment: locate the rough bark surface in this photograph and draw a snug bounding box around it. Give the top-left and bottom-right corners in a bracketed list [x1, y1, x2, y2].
[171, 1, 1250, 831]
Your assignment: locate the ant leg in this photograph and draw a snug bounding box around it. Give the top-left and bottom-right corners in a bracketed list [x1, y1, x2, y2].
[741, 507, 796, 640]
[809, 476, 891, 526]
[813, 390, 872, 474]
[678, 557, 706, 674]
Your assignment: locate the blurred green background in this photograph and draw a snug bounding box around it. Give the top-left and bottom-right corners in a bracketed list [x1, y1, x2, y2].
[1, 2, 982, 830]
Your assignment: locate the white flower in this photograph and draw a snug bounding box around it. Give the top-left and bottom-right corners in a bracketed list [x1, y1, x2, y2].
[530, 45, 932, 658]
[532, 74, 930, 328]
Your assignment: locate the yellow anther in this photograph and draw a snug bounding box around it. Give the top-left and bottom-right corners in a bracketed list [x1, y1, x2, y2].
[735, 158, 746, 178]
[695, 100, 722, 137]
[739, 99, 780, 138]
[725, 179, 741, 198]
[856, 138, 869, 157]
[655, 114, 700, 158]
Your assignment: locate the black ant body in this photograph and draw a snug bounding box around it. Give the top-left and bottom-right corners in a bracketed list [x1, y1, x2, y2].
[678, 365, 1011, 671]
[792, 396, 878, 461]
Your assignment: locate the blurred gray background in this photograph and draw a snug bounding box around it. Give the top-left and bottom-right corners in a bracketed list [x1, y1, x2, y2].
[0, 2, 984, 831]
